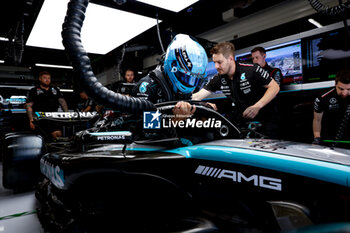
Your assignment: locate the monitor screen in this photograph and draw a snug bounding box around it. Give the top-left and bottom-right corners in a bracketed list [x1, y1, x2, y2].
[198, 61, 218, 89]
[196, 61, 219, 92]
[235, 53, 253, 63]
[301, 28, 350, 83]
[265, 40, 303, 84]
[205, 61, 217, 78]
[236, 40, 303, 85]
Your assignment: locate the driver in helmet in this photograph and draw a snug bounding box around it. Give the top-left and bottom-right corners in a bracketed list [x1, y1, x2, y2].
[132, 34, 208, 106]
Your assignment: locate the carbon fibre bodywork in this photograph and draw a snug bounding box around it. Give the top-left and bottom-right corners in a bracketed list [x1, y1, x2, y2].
[37, 133, 350, 232]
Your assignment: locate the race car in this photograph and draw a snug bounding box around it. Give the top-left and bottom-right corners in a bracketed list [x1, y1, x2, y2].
[3, 0, 350, 232]
[4, 101, 350, 232]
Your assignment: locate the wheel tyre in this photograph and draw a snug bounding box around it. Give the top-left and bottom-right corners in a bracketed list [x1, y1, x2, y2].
[2, 132, 44, 190]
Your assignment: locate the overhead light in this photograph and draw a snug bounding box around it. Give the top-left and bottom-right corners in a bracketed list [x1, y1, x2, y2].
[26, 0, 159, 55]
[0, 37, 14, 42]
[136, 0, 199, 12]
[0, 60, 4, 63]
[35, 63, 73, 69]
[308, 18, 323, 28]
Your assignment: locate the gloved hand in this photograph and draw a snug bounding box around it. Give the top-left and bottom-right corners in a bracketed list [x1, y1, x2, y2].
[172, 101, 196, 122]
[312, 137, 322, 145]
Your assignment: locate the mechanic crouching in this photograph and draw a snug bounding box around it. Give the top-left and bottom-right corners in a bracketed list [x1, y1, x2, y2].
[313, 69, 350, 148]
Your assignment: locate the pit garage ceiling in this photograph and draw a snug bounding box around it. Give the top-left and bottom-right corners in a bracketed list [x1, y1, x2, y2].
[0, 0, 344, 79]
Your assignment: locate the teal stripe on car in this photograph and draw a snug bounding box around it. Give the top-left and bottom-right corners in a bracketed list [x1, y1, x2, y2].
[165, 145, 350, 187]
[125, 145, 350, 186]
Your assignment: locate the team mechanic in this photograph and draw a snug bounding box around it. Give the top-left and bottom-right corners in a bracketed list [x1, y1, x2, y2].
[313, 69, 350, 147]
[251, 46, 283, 86]
[188, 41, 281, 138]
[26, 71, 69, 139]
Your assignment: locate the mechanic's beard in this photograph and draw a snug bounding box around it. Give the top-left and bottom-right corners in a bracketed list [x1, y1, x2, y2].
[342, 95, 350, 100]
[41, 83, 50, 88]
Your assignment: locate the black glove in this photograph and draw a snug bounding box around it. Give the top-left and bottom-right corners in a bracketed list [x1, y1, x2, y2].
[312, 137, 321, 145]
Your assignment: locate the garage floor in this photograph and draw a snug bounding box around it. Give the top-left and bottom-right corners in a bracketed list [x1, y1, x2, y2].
[0, 163, 44, 233]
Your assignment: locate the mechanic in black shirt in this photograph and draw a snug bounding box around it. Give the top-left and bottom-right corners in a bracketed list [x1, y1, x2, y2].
[251, 46, 283, 86]
[191, 42, 280, 138]
[76, 90, 96, 112]
[313, 69, 350, 146]
[26, 71, 68, 139]
[109, 69, 136, 95]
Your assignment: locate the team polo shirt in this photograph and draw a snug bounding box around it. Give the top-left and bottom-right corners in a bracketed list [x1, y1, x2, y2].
[27, 86, 63, 112]
[314, 88, 350, 139]
[204, 62, 272, 113]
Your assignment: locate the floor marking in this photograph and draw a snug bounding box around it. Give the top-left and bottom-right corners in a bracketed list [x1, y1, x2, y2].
[0, 210, 37, 221]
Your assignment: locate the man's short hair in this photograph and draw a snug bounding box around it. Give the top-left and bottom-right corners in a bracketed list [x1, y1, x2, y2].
[124, 69, 134, 75]
[335, 69, 350, 84]
[210, 42, 235, 58]
[39, 71, 51, 78]
[251, 46, 266, 54]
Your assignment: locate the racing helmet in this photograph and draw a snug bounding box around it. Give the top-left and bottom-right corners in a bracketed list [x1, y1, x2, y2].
[164, 34, 208, 94]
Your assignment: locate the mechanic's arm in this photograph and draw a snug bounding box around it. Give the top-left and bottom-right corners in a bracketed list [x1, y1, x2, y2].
[313, 111, 323, 139]
[191, 88, 218, 110]
[25, 102, 36, 130]
[59, 98, 69, 112]
[192, 88, 212, 101]
[243, 79, 280, 119]
[82, 106, 92, 112]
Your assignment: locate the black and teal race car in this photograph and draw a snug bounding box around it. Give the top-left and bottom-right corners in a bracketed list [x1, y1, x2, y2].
[4, 100, 350, 232]
[3, 0, 350, 232]
[31, 104, 350, 233]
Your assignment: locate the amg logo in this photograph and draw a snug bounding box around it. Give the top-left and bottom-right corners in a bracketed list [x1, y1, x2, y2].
[195, 165, 282, 191]
[40, 158, 64, 188]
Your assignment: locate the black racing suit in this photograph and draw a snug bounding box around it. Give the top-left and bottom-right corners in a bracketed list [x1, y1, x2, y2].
[314, 88, 350, 144]
[132, 66, 209, 145]
[26, 86, 64, 135]
[204, 61, 280, 138]
[132, 67, 191, 102]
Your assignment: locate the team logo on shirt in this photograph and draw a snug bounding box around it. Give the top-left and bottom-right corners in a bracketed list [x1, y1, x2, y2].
[139, 82, 149, 93]
[239, 72, 251, 94]
[328, 97, 339, 110]
[221, 78, 227, 85]
[329, 97, 337, 104]
[37, 88, 44, 95]
[51, 88, 57, 95]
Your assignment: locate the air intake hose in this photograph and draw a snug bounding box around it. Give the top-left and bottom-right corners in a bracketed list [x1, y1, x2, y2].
[308, 0, 350, 16]
[61, 0, 155, 114]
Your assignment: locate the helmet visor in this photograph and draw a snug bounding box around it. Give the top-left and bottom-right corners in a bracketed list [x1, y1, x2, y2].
[172, 66, 207, 88]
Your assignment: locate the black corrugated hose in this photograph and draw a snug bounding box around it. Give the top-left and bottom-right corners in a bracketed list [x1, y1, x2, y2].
[61, 0, 155, 114]
[308, 0, 350, 16]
